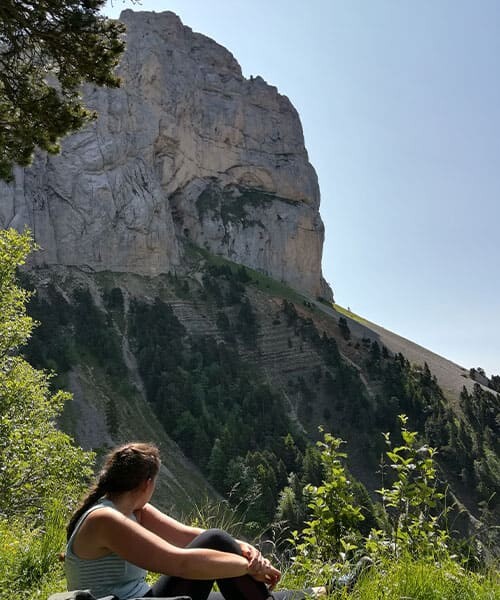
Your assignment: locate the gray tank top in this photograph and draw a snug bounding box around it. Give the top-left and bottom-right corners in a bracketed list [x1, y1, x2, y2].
[65, 498, 150, 599]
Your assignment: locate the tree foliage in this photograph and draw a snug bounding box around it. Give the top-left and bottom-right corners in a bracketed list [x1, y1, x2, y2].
[0, 0, 125, 180]
[0, 229, 93, 521]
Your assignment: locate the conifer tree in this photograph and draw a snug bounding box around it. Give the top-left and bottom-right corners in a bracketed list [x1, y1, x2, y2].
[0, 0, 124, 180]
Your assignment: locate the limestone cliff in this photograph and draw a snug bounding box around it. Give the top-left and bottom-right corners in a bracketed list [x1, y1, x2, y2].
[0, 10, 332, 300]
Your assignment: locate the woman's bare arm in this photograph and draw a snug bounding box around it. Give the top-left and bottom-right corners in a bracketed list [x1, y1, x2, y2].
[137, 503, 204, 547]
[87, 507, 251, 580]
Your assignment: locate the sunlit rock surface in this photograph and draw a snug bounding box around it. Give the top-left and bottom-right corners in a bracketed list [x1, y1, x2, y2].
[0, 10, 332, 299]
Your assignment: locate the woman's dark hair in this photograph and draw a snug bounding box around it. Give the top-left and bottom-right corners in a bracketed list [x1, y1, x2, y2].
[67, 442, 161, 540]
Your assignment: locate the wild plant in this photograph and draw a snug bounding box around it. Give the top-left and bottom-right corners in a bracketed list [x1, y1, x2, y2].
[289, 429, 364, 585]
[367, 414, 450, 560]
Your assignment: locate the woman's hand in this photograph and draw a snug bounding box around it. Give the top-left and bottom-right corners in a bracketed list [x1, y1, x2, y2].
[248, 561, 281, 589]
[240, 543, 281, 589]
[240, 542, 265, 572]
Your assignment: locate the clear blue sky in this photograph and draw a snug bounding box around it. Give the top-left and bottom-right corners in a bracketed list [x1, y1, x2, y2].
[104, 1, 500, 377]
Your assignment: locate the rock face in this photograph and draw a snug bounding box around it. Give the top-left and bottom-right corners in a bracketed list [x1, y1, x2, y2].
[0, 10, 332, 299]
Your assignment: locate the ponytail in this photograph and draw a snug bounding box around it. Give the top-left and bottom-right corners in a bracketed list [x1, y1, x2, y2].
[66, 480, 107, 540]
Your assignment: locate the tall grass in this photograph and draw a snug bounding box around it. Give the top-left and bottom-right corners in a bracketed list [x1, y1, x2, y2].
[277, 555, 499, 599]
[0, 502, 67, 600]
[185, 496, 248, 538]
[349, 556, 499, 600]
[184, 489, 271, 541]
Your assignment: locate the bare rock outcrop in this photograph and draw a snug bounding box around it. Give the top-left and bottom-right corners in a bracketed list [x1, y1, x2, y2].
[0, 10, 332, 299]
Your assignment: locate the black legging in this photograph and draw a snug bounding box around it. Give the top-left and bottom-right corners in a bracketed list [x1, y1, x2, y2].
[144, 529, 306, 600]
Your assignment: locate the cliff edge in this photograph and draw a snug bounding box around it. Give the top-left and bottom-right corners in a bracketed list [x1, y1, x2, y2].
[0, 10, 332, 300]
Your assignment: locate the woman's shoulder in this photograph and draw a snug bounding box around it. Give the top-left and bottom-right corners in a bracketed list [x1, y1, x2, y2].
[78, 503, 126, 535]
[86, 504, 126, 524]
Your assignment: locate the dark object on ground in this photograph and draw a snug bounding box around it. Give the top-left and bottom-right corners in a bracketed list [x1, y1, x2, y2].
[329, 556, 374, 592]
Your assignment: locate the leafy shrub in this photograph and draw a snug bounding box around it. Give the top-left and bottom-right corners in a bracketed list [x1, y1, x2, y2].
[370, 414, 450, 560]
[285, 417, 486, 596]
[0, 229, 94, 523]
[290, 430, 365, 584]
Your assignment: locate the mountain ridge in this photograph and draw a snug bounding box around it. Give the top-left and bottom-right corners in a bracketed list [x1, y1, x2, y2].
[318, 303, 479, 403]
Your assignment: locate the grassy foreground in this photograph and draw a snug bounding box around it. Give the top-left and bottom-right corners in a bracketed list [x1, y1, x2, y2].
[1, 514, 498, 600]
[326, 557, 499, 600]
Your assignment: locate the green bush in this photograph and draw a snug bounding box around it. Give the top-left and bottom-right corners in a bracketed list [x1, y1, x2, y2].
[370, 414, 450, 560]
[290, 430, 365, 586]
[0, 230, 94, 522]
[0, 229, 95, 598]
[283, 417, 499, 598]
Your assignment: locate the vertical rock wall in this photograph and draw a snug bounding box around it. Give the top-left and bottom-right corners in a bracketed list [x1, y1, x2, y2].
[0, 10, 332, 299]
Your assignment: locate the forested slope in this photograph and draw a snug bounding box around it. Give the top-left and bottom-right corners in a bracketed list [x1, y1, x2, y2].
[23, 245, 499, 553]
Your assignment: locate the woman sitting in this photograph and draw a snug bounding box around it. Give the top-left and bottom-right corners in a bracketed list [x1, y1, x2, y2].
[65, 442, 310, 600]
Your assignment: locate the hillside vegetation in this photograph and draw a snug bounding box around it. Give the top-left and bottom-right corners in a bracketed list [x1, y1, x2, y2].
[24, 244, 499, 543]
[1, 229, 498, 599]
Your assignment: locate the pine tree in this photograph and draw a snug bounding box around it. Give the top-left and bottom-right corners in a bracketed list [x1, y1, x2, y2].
[0, 0, 124, 180]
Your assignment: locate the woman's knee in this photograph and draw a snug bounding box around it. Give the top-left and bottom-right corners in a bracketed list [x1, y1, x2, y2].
[191, 528, 241, 554]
